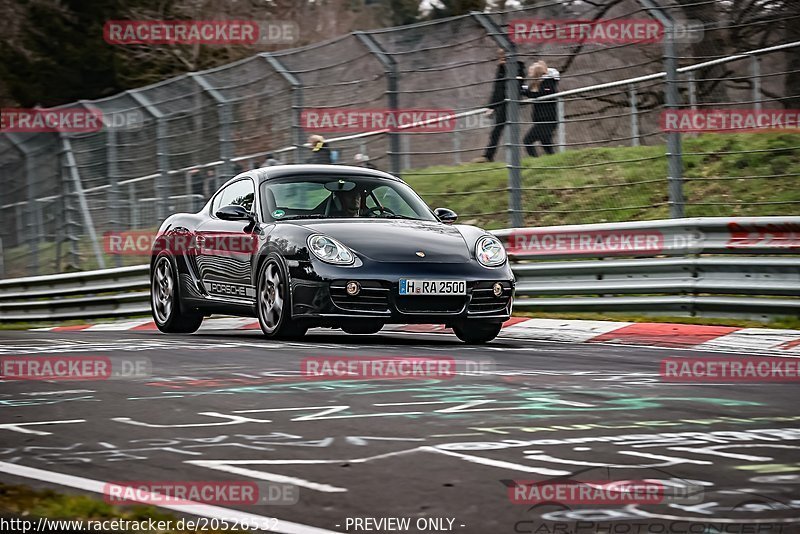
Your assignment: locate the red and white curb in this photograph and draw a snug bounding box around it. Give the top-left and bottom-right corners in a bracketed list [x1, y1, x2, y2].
[30, 317, 800, 355]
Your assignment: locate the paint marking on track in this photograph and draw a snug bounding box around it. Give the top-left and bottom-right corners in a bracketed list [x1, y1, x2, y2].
[429, 446, 570, 476]
[0, 462, 342, 534]
[188, 460, 347, 493]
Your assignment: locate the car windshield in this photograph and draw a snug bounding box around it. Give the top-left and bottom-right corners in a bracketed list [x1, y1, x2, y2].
[260, 175, 437, 222]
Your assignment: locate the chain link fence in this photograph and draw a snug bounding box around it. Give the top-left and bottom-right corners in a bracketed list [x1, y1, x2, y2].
[1, 0, 798, 277]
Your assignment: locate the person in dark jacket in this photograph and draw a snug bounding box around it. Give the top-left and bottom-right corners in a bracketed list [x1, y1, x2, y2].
[473, 49, 525, 163]
[522, 61, 560, 157]
[307, 134, 332, 164]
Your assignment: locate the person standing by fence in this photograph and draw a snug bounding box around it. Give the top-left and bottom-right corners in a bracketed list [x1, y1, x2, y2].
[473, 49, 525, 163]
[522, 61, 560, 157]
[307, 134, 333, 164]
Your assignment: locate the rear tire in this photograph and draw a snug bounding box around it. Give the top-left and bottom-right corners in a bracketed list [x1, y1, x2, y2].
[257, 255, 308, 340]
[452, 321, 502, 344]
[151, 253, 203, 334]
[341, 321, 384, 335]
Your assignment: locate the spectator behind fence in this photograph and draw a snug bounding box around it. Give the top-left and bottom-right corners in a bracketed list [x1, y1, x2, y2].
[261, 152, 282, 167]
[307, 134, 332, 164]
[354, 153, 377, 169]
[473, 48, 525, 163]
[522, 61, 560, 157]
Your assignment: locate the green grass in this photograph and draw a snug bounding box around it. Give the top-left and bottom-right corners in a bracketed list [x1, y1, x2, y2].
[0, 483, 240, 533]
[404, 132, 800, 229]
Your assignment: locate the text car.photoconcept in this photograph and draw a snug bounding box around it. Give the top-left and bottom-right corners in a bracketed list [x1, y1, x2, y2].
[150, 165, 514, 343]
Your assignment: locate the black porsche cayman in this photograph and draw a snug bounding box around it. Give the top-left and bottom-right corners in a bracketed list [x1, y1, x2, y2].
[150, 165, 514, 343]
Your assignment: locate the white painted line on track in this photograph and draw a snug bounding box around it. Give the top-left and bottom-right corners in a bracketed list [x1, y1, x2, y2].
[85, 319, 154, 331]
[0, 461, 343, 534]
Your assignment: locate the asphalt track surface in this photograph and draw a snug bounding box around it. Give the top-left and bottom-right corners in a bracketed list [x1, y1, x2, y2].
[0, 327, 799, 534]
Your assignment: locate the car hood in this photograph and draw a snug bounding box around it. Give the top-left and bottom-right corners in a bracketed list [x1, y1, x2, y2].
[296, 219, 471, 262]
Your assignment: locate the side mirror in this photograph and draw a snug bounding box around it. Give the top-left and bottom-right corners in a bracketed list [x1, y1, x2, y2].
[434, 207, 458, 224]
[216, 205, 253, 221]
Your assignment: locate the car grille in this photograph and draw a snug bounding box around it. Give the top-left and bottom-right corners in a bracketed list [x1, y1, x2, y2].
[395, 295, 466, 314]
[468, 282, 513, 314]
[330, 281, 390, 313]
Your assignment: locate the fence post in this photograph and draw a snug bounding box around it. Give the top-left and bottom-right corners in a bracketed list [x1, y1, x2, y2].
[190, 73, 234, 183]
[262, 54, 305, 164]
[629, 84, 640, 147]
[59, 146, 80, 272]
[353, 32, 402, 176]
[128, 90, 167, 222]
[664, 32, 685, 218]
[686, 71, 697, 110]
[61, 136, 105, 269]
[453, 128, 462, 165]
[184, 171, 194, 212]
[6, 134, 42, 274]
[473, 12, 523, 228]
[639, 0, 684, 218]
[129, 183, 139, 229]
[14, 204, 24, 258]
[750, 55, 762, 111]
[556, 98, 566, 153]
[106, 127, 121, 267]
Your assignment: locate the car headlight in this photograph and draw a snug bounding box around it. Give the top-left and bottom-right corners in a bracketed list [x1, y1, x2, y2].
[475, 235, 507, 267]
[307, 234, 355, 265]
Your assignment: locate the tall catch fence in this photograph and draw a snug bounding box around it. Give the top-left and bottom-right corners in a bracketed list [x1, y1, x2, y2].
[0, 0, 798, 277]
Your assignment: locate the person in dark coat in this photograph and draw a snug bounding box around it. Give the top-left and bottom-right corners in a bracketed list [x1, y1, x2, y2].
[307, 134, 332, 164]
[474, 49, 525, 163]
[522, 61, 560, 157]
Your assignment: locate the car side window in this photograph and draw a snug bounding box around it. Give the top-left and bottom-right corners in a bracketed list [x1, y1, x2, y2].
[212, 179, 255, 215]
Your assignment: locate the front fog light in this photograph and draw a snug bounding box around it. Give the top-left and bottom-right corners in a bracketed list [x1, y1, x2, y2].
[346, 281, 361, 296]
[493, 282, 503, 297]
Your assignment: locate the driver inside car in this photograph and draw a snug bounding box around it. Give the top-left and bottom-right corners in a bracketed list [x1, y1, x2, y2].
[330, 187, 363, 217]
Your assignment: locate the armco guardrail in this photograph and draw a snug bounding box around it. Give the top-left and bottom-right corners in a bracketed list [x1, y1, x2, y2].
[0, 217, 798, 322]
[496, 216, 800, 318]
[0, 265, 150, 321]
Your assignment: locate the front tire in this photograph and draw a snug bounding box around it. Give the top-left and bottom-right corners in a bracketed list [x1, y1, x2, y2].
[151, 253, 203, 334]
[452, 321, 502, 344]
[257, 256, 308, 340]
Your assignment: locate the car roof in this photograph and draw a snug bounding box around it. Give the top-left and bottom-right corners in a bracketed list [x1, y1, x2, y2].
[221, 164, 406, 189]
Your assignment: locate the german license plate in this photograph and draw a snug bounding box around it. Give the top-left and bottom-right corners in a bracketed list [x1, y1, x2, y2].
[399, 279, 466, 295]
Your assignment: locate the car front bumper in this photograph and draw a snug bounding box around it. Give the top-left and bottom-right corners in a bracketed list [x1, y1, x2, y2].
[287, 259, 514, 325]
